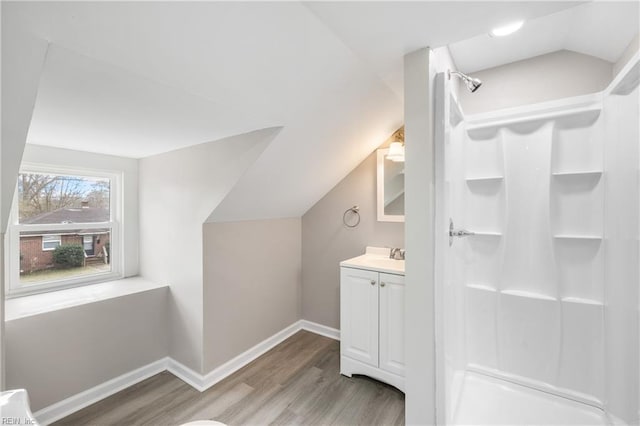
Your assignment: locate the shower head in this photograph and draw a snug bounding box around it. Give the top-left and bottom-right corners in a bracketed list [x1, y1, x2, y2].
[449, 70, 482, 93]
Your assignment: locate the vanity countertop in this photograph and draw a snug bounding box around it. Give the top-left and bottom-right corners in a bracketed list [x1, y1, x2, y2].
[340, 246, 405, 275]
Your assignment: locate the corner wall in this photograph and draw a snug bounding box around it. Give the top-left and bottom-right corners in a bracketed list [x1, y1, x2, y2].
[403, 47, 437, 425]
[301, 141, 404, 330]
[0, 19, 49, 389]
[1, 24, 48, 233]
[138, 128, 278, 373]
[203, 218, 301, 372]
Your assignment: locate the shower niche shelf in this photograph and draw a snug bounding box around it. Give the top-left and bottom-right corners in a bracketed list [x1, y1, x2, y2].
[561, 297, 603, 306]
[501, 289, 556, 302]
[550, 167, 603, 237]
[551, 170, 602, 178]
[553, 234, 603, 304]
[466, 283, 497, 292]
[471, 231, 503, 237]
[553, 234, 602, 241]
[466, 175, 504, 183]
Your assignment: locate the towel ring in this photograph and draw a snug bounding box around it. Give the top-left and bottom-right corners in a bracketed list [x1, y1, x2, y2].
[343, 205, 360, 228]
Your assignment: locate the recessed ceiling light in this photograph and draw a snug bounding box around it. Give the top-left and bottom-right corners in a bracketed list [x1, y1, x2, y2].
[490, 21, 524, 37]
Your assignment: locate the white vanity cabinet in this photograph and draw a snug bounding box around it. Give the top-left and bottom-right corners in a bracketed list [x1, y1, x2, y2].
[340, 264, 405, 392]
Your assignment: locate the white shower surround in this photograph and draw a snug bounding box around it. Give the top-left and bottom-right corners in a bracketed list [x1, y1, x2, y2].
[436, 55, 640, 425]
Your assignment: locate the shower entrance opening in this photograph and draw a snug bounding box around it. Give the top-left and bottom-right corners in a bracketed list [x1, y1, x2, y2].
[434, 57, 640, 425]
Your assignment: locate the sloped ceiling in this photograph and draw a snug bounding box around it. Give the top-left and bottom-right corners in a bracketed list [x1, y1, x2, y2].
[28, 45, 273, 158]
[5, 1, 402, 221]
[304, 1, 584, 98]
[4, 1, 638, 221]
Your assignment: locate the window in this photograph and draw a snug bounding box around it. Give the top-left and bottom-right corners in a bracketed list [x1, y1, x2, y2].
[6, 165, 121, 296]
[42, 235, 62, 251]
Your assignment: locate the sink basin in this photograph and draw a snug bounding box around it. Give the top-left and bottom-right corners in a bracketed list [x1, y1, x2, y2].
[340, 247, 405, 275]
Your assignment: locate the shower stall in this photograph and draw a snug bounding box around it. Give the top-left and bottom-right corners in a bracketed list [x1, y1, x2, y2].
[434, 56, 640, 425]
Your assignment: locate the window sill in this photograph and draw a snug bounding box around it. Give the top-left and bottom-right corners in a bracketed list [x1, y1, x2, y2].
[5, 277, 169, 321]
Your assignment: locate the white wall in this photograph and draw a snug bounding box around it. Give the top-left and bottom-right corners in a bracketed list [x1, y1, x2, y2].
[203, 218, 301, 372]
[21, 145, 140, 277]
[0, 22, 48, 233]
[4, 146, 151, 410]
[0, 22, 48, 389]
[5, 287, 168, 411]
[458, 50, 613, 115]
[403, 45, 464, 425]
[138, 128, 279, 373]
[301, 141, 404, 330]
[404, 47, 437, 425]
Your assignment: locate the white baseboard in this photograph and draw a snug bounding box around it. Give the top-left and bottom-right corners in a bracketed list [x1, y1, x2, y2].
[34, 357, 169, 426]
[33, 319, 340, 425]
[168, 320, 339, 391]
[300, 319, 340, 341]
[166, 357, 207, 392]
[201, 320, 303, 389]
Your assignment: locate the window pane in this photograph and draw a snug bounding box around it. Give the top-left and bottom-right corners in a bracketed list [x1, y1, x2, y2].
[19, 230, 112, 286]
[18, 172, 110, 224]
[83, 235, 93, 252]
[42, 235, 61, 251]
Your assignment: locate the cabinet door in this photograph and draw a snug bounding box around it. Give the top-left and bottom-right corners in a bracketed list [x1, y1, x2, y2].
[340, 267, 379, 367]
[379, 272, 405, 376]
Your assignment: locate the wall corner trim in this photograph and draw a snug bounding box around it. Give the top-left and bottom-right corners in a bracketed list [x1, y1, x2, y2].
[200, 320, 303, 390]
[33, 320, 339, 425]
[299, 319, 341, 340]
[196, 319, 339, 390]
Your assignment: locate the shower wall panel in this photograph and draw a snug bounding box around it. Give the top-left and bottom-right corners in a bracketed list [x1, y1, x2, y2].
[501, 122, 556, 298]
[603, 81, 639, 424]
[442, 58, 639, 425]
[442, 94, 471, 422]
[460, 103, 607, 406]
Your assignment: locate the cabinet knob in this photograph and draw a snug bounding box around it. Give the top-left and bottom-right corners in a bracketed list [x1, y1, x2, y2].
[380, 282, 386, 287]
[370, 280, 376, 286]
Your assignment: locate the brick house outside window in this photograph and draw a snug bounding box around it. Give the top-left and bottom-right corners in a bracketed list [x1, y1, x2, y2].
[19, 202, 110, 274]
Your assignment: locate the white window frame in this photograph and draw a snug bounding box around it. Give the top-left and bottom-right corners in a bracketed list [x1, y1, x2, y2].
[42, 234, 62, 251]
[5, 163, 123, 297]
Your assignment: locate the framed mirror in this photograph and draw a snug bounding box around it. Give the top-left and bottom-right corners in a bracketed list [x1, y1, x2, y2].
[377, 148, 405, 222]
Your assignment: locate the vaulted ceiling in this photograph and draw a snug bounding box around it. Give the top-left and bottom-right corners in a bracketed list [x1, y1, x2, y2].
[448, 1, 639, 73]
[3, 1, 638, 220]
[304, 1, 584, 97]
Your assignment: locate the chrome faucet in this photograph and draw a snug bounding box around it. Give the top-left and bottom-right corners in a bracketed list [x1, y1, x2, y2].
[389, 248, 405, 260]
